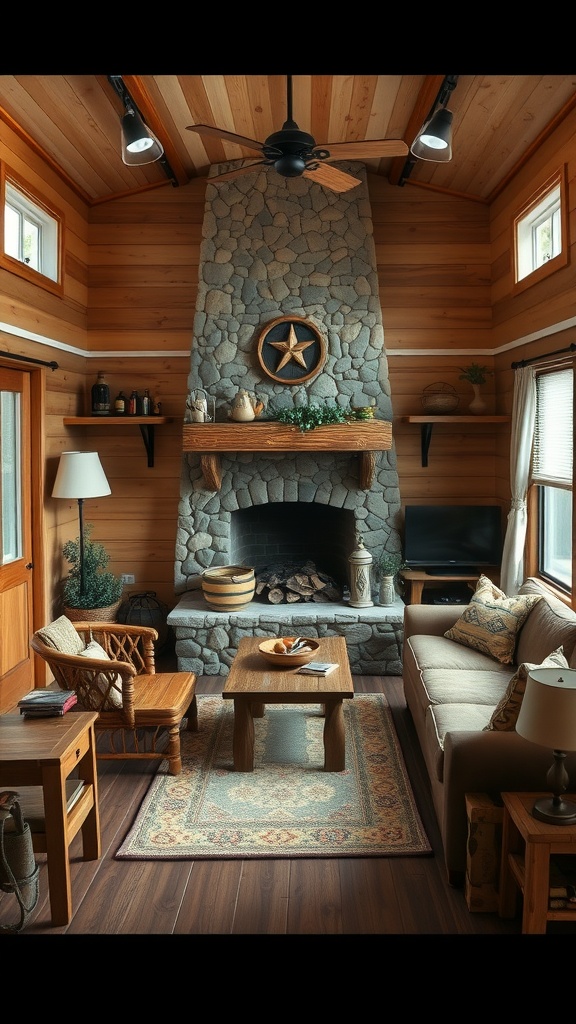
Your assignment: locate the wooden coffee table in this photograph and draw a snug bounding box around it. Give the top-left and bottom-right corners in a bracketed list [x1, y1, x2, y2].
[222, 635, 354, 772]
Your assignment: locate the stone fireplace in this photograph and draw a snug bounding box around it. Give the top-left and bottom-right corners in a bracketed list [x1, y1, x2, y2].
[168, 161, 404, 675]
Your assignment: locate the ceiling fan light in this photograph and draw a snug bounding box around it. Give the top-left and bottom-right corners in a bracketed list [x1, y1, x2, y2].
[121, 108, 164, 165]
[410, 108, 453, 163]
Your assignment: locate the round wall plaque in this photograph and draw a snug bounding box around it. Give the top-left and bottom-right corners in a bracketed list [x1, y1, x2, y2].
[256, 316, 326, 384]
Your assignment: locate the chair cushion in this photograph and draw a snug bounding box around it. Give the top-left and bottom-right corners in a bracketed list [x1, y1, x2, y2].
[79, 639, 123, 709]
[36, 615, 83, 655]
[483, 647, 568, 731]
[443, 575, 542, 665]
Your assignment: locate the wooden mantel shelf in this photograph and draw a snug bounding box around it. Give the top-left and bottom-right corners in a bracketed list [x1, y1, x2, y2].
[63, 416, 173, 467]
[182, 420, 393, 491]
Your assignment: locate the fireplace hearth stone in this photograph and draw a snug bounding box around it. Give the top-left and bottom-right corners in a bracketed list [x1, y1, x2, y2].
[168, 592, 404, 676]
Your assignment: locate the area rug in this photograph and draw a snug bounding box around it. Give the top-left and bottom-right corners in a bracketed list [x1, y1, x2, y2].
[116, 694, 432, 859]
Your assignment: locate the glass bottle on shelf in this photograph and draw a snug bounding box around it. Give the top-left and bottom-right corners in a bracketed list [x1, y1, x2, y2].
[114, 390, 126, 415]
[141, 388, 151, 415]
[128, 390, 138, 415]
[91, 371, 110, 416]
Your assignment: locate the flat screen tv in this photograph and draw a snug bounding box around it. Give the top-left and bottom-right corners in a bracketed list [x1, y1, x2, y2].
[403, 505, 503, 575]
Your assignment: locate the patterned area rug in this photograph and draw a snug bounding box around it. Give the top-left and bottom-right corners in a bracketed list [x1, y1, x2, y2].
[116, 694, 432, 859]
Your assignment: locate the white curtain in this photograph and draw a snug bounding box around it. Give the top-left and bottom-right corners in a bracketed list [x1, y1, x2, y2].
[500, 366, 536, 595]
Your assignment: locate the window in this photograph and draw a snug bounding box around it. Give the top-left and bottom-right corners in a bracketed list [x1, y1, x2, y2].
[531, 367, 573, 592]
[0, 165, 63, 295]
[513, 169, 568, 294]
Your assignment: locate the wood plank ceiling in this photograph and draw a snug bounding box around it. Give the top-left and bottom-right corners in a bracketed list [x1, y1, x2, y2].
[0, 74, 575, 206]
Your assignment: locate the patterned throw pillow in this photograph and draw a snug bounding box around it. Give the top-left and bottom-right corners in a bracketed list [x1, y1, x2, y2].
[36, 615, 84, 655]
[79, 639, 123, 710]
[484, 647, 568, 731]
[444, 575, 542, 665]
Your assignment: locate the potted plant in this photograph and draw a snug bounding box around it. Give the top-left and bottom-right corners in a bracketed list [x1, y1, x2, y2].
[458, 363, 493, 414]
[61, 522, 124, 621]
[373, 551, 407, 606]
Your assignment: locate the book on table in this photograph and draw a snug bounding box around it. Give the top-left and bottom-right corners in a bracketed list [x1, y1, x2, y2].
[296, 662, 338, 676]
[18, 689, 77, 717]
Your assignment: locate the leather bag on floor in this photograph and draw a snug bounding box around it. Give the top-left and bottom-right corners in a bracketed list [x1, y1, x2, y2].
[0, 790, 39, 933]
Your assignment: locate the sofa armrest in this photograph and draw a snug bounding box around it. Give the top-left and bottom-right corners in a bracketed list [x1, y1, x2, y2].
[403, 603, 464, 639]
[441, 730, 576, 882]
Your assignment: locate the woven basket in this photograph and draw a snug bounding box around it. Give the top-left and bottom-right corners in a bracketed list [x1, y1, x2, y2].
[64, 600, 121, 623]
[201, 566, 255, 612]
[421, 383, 459, 414]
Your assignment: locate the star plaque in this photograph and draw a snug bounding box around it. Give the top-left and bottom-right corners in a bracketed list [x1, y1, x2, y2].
[256, 316, 326, 384]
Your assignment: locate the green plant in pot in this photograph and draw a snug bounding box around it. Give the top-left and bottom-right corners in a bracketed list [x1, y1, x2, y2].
[458, 363, 493, 414]
[61, 522, 123, 621]
[458, 363, 493, 385]
[373, 551, 407, 606]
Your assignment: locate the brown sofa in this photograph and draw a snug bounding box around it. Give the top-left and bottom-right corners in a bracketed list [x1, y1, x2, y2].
[402, 577, 576, 886]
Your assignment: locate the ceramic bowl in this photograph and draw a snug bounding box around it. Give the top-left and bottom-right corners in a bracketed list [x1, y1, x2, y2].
[258, 637, 320, 668]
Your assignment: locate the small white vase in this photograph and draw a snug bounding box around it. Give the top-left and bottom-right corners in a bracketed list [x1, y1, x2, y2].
[379, 576, 396, 606]
[468, 383, 487, 415]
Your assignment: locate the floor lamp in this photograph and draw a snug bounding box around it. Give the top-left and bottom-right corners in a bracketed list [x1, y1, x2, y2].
[52, 452, 111, 599]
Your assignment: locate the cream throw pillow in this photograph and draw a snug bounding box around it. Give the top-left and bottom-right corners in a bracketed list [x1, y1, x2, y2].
[484, 647, 568, 731]
[79, 639, 123, 710]
[36, 615, 84, 655]
[444, 575, 542, 665]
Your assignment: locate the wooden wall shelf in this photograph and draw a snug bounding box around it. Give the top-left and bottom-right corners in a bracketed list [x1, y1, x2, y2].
[182, 419, 393, 491]
[398, 415, 510, 467]
[62, 416, 173, 467]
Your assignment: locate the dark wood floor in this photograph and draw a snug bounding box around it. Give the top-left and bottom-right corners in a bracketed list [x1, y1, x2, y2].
[0, 663, 545, 937]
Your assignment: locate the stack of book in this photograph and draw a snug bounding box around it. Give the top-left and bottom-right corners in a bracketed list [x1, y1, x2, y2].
[549, 855, 576, 910]
[18, 689, 77, 718]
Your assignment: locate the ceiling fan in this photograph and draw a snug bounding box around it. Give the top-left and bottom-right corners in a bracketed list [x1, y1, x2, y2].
[186, 76, 409, 193]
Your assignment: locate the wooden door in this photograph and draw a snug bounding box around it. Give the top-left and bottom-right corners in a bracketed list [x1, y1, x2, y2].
[0, 365, 34, 708]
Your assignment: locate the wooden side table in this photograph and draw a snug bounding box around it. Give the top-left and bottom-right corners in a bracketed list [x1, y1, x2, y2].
[0, 710, 101, 926]
[499, 791, 576, 934]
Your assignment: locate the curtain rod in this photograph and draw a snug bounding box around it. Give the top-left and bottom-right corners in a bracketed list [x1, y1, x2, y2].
[511, 342, 576, 369]
[0, 351, 58, 370]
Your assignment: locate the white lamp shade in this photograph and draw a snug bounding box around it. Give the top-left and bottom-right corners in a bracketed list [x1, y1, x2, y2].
[52, 451, 111, 499]
[516, 667, 576, 752]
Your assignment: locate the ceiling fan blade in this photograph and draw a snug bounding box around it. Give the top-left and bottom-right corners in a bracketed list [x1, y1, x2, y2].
[186, 124, 263, 152]
[208, 161, 268, 183]
[319, 140, 409, 160]
[302, 164, 362, 193]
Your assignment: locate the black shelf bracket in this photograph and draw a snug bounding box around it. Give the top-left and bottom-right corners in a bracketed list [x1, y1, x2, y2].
[420, 423, 433, 467]
[139, 424, 156, 467]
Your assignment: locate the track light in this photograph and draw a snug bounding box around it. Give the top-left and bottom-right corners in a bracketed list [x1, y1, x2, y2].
[410, 107, 453, 163]
[121, 105, 164, 166]
[108, 75, 165, 167]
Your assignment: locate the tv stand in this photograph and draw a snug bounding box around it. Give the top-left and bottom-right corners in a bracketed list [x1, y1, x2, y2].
[426, 566, 478, 576]
[401, 569, 483, 605]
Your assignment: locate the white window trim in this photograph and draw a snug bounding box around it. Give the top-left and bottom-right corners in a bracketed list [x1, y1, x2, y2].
[0, 163, 64, 297]
[512, 168, 569, 296]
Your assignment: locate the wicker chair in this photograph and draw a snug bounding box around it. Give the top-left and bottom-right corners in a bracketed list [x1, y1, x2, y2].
[30, 620, 197, 775]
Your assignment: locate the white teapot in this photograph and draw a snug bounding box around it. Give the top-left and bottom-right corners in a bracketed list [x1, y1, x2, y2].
[228, 389, 264, 422]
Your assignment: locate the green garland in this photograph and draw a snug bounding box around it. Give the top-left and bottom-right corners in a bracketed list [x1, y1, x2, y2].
[270, 403, 369, 432]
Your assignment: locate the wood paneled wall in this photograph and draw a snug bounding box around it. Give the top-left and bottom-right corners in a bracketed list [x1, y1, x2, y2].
[1, 108, 575, 622]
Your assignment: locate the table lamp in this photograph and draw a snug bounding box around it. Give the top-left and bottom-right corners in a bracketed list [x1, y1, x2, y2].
[52, 451, 111, 599]
[516, 667, 576, 825]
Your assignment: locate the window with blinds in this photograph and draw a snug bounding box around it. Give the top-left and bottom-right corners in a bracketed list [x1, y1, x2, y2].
[532, 367, 573, 592]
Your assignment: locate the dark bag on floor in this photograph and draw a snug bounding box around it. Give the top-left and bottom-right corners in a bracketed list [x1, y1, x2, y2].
[0, 790, 39, 933]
